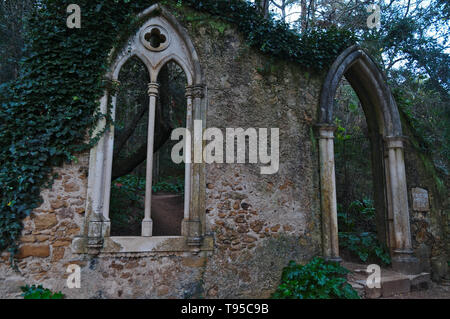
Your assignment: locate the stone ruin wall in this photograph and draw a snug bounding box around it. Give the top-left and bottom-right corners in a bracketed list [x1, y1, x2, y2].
[0, 8, 447, 299]
[0, 19, 324, 299]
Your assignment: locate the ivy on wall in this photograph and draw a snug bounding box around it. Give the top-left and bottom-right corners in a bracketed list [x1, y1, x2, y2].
[0, 0, 356, 258]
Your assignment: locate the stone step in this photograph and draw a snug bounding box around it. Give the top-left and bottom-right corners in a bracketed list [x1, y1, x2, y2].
[355, 272, 430, 298]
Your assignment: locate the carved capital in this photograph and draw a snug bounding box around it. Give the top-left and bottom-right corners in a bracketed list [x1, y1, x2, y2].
[315, 124, 337, 140]
[385, 136, 408, 149]
[185, 85, 194, 98]
[148, 82, 160, 97]
[186, 85, 205, 99]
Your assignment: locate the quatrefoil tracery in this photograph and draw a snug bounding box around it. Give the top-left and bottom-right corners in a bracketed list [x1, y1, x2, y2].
[140, 25, 170, 52]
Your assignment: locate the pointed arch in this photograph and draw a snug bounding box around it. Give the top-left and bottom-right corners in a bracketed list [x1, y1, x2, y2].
[319, 45, 402, 137]
[154, 54, 194, 85]
[317, 46, 419, 274]
[112, 52, 152, 82]
[108, 3, 203, 86]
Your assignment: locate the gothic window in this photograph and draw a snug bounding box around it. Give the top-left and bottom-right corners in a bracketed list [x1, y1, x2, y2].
[75, 5, 210, 254]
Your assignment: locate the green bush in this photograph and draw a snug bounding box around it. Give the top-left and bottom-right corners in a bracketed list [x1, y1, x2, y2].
[110, 175, 146, 234]
[20, 285, 64, 299]
[339, 232, 391, 265]
[337, 199, 391, 265]
[272, 257, 359, 299]
[152, 176, 184, 194]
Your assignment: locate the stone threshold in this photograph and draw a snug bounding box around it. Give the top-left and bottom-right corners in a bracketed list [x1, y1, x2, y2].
[343, 261, 431, 298]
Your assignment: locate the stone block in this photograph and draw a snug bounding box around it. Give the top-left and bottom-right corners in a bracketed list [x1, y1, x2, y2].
[408, 273, 431, 291]
[381, 276, 411, 297]
[17, 245, 50, 258]
[3, 276, 26, 294]
[34, 214, 58, 230]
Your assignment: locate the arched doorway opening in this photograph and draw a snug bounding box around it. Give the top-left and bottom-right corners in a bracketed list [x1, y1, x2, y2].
[317, 46, 419, 274]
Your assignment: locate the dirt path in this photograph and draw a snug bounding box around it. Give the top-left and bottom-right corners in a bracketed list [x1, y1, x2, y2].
[151, 193, 184, 236]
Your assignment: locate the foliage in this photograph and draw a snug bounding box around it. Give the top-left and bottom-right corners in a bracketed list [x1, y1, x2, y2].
[181, 0, 356, 71]
[0, 0, 356, 258]
[152, 176, 184, 194]
[394, 89, 448, 199]
[20, 285, 65, 299]
[0, 0, 37, 83]
[272, 257, 359, 299]
[339, 232, 391, 266]
[337, 199, 391, 266]
[338, 199, 376, 233]
[110, 175, 145, 236]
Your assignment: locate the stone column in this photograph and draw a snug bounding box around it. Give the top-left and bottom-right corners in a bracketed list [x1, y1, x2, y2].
[142, 82, 159, 237]
[184, 85, 204, 246]
[385, 136, 418, 274]
[317, 124, 340, 262]
[182, 86, 194, 228]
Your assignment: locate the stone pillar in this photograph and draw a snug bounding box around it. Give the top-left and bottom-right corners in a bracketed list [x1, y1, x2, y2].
[385, 136, 418, 274]
[317, 124, 340, 262]
[87, 91, 115, 250]
[142, 82, 159, 237]
[183, 85, 204, 246]
[184, 86, 194, 221]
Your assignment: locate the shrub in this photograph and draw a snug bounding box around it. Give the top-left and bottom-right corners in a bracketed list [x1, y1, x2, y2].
[338, 199, 391, 265]
[20, 285, 64, 299]
[272, 257, 359, 299]
[339, 232, 391, 265]
[152, 176, 184, 194]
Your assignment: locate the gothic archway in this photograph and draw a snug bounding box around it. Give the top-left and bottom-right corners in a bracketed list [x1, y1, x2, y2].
[317, 45, 419, 274]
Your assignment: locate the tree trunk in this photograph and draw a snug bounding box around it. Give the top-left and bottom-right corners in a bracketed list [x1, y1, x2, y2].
[256, 0, 270, 18]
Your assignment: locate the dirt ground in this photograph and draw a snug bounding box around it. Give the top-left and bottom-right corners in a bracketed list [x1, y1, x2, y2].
[382, 282, 450, 299]
[151, 193, 184, 236]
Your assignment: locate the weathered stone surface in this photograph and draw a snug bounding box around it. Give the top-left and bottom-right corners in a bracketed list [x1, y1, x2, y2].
[17, 245, 50, 258]
[3, 276, 26, 294]
[51, 247, 65, 262]
[35, 235, 50, 242]
[52, 240, 71, 247]
[182, 257, 206, 268]
[63, 182, 80, 193]
[157, 285, 169, 296]
[20, 235, 36, 243]
[50, 199, 65, 209]
[364, 285, 382, 299]
[34, 214, 58, 230]
[381, 276, 411, 297]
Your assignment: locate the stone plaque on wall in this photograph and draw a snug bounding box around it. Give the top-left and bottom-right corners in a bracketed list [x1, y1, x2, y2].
[411, 187, 430, 212]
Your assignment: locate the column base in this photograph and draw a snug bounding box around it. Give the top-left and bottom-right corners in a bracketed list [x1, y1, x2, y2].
[392, 250, 420, 275]
[182, 219, 202, 246]
[87, 220, 104, 249]
[141, 219, 153, 237]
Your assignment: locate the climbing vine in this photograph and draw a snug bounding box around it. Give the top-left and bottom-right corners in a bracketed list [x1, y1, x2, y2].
[0, 0, 356, 257]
